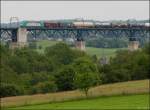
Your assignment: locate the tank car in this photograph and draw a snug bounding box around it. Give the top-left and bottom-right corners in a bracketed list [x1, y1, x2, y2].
[111, 22, 128, 28]
[101, 22, 111, 28]
[145, 23, 150, 27]
[73, 21, 94, 28]
[94, 22, 102, 28]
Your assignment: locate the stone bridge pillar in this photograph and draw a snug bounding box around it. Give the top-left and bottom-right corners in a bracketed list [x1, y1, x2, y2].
[128, 41, 139, 51]
[10, 28, 28, 49]
[128, 31, 139, 51]
[75, 38, 85, 51]
[17, 28, 27, 43]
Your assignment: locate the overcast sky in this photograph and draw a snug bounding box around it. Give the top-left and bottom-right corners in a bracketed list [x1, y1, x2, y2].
[1, 1, 149, 23]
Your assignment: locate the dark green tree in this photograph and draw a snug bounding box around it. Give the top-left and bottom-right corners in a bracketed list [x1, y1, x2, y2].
[55, 66, 75, 91]
[74, 72, 99, 97]
[73, 57, 100, 96]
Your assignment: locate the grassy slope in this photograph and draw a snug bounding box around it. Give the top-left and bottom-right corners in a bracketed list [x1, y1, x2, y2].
[11, 94, 149, 109]
[1, 80, 149, 108]
[36, 40, 122, 58]
[86, 47, 119, 58]
[36, 40, 59, 53]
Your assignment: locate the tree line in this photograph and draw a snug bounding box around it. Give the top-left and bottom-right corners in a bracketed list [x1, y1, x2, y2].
[85, 36, 150, 48]
[0, 42, 149, 97]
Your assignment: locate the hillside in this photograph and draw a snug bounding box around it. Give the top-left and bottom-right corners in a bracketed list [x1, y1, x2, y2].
[86, 47, 119, 58]
[1, 79, 149, 108]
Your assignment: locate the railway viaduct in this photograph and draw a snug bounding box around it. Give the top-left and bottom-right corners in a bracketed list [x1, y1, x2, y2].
[0, 26, 149, 51]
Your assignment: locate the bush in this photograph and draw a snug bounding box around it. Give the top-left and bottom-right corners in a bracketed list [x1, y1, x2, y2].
[31, 81, 58, 94]
[0, 83, 23, 98]
[30, 72, 48, 85]
[55, 66, 75, 91]
[38, 45, 42, 50]
[99, 46, 150, 84]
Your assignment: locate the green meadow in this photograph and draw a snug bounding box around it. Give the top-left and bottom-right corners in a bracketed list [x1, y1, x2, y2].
[10, 94, 149, 110]
[36, 40, 123, 58]
[2, 80, 149, 109]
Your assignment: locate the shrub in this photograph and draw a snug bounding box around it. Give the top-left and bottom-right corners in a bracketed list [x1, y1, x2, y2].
[0, 83, 23, 98]
[31, 81, 58, 94]
[55, 66, 75, 91]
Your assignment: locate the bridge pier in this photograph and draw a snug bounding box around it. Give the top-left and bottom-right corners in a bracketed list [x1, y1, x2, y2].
[10, 28, 28, 49]
[128, 29, 140, 51]
[75, 38, 85, 51]
[128, 41, 139, 51]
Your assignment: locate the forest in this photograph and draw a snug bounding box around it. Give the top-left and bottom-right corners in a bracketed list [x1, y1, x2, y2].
[0, 42, 149, 97]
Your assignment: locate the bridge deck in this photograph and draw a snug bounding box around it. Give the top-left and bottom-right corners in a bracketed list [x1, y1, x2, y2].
[1, 27, 149, 30]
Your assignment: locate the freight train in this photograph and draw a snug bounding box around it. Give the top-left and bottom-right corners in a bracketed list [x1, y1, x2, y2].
[20, 20, 150, 29]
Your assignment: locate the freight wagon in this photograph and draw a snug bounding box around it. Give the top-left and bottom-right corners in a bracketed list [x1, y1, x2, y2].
[44, 22, 60, 28]
[95, 22, 111, 28]
[72, 21, 95, 28]
[44, 21, 73, 28]
[145, 23, 150, 27]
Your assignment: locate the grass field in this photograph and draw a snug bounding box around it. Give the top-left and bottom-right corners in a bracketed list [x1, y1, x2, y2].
[36, 40, 59, 53]
[86, 47, 120, 58]
[1, 80, 149, 108]
[10, 94, 149, 110]
[36, 40, 123, 58]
